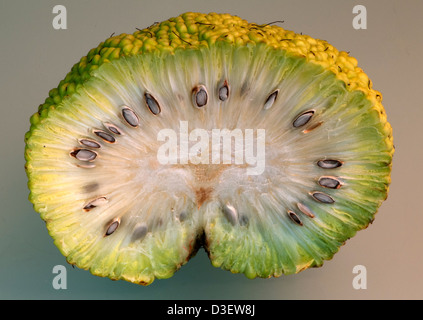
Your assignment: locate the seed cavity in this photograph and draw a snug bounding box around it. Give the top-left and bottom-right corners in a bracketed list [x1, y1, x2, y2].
[303, 121, 323, 133]
[317, 159, 343, 169]
[105, 219, 120, 236]
[293, 110, 315, 127]
[297, 202, 315, 218]
[192, 85, 208, 108]
[288, 211, 303, 226]
[79, 139, 101, 149]
[132, 223, 148, 241]
[222, 203, 238, 225]
[145, 92, 161, 115]
[94, 130, 116, 143]
[104, 123, 122, 135]
[218, 80, 229, 101]
[318, 176, 342, 189]
[76, 163, 96, 169]
[311, 191, 335, 204]
[83, 196, 108, 211]
[122, 107, 139, 127]
[70, 149, 97, 162]
[263, 89, 279, 110]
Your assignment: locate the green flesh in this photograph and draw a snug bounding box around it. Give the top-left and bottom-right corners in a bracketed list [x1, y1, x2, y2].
[26, 42, 391, 284]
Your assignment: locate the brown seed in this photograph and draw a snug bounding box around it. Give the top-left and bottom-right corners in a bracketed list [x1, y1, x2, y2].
[311, 192, 335, 204]
[94, 130, 116, 143]
[105, 219, 120, 236]
[288, 211, 303, 226]
[318, 176, 342, 189]
[145, 92, 161, 115]
[263, 89, 279, 110]
[79, 139, 101, 149]
[293, 110, 314, 127]
[317, 159, 343, 169]
[70, 149, 97, 161]
[122, 107, 139, 127]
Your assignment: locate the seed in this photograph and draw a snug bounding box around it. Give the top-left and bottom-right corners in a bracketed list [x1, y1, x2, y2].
[288, 211, 303, 226]
[178, 211, 188, 222]
[145, 92, 161, 115]
[222, 203, 238, 225]
[263, 89, 279, 110]
[318, 176, 342, 189]
[122, 107, 139, 127]
[239, 215, 249, 226]
[83, 182, 99, 193]
[104, 123, 122, 135]
[79, 139, 101, 148]
[192, 85, 208, 107]
[297, 202, 315, 218]
[94, 130, 116, 143]
[218, 80, 229, 101]
[83, 196, 108, 211]
[70, 149, 97, 161]
[317, 159, 343, 169]
[132, 223, 148, 241]
[293, 110, 314, 127]
[311, 192, 335, 204]
[105, 219, 120, 236]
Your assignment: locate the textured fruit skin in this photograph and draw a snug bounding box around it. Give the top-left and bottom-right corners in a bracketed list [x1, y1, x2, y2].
[25, 12, 393, 151]
[25, 12, 394, 284]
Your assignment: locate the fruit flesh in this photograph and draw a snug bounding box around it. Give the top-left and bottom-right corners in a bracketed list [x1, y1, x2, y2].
[25, 12, 393, 284]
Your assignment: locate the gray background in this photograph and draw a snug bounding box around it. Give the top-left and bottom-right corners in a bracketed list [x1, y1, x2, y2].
[1, 0, 422, 299]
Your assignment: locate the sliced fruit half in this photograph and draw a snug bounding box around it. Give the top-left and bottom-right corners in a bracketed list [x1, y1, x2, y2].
[25, 12, 394, 284]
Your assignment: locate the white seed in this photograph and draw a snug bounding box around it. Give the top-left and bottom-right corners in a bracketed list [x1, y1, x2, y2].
[71, 149, 97, 161]
[145, 92, 161, 115]
[293, 110, 314, 127]
[94, 130, 115, 143]
[192, 85, 208, 108]
[318, 176, 342, 189]
[263, 89, 279, 110]
[104, 123, 122, 135]
[288, 210, 303, 226]
[105, 219, 120, 236]
[79, 139, 101, 148]
[317, 159, 343, 169]
[222, 203, 238, 225]
[218, 80, 229, 101]
[122, 107, 139, 127]
[311, 192, 335, 204]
